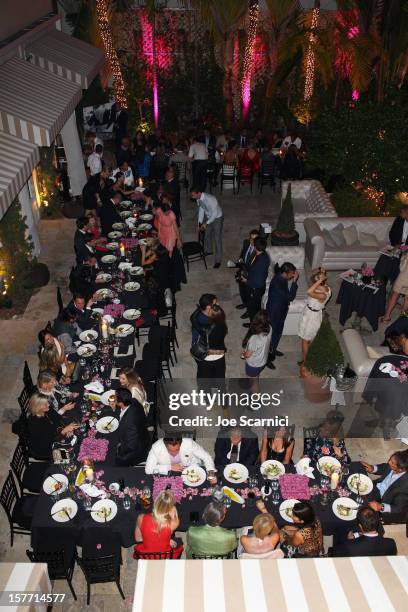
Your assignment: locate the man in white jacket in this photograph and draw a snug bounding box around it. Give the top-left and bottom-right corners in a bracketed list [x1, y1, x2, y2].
[145, 435, 215, 475]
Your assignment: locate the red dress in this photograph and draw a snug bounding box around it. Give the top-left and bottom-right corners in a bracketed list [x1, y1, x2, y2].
[133, 514, 183, 558]
[238, 150, 260, 177]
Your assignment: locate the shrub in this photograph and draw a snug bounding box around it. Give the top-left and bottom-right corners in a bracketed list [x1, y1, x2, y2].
[330, 186, 377, 217]
[304, 315, 343, 378]
[275, 183, 295, 233]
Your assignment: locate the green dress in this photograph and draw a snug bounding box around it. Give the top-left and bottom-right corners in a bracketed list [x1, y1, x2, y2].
[186, 525, 237, 558]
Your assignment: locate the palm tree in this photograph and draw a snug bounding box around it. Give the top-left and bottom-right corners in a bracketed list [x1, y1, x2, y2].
[182, 0, 248, 125]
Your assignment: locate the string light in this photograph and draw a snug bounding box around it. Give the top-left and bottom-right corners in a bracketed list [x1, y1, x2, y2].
[96, 0, 128, 109]
[241, 0, 259, 121]
[304, 2, 320, 102]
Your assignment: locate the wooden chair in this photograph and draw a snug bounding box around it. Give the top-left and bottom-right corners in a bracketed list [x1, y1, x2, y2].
[182, 231, 207, 272]
[57, 286, 64, 316]
[258, 159, 276, 193]
[0, 471, 37, 547]
[220, 163, 237, 194]
[191, 549, 237, 559]
[10, 443, 48, 495]
[26, 549, 77, 600]
[23, 361, 34, 393]
[133, 549, 178, 560]
[78, 554, 125, 605]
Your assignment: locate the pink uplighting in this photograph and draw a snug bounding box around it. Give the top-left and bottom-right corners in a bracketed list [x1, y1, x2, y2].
[242, 78, 251, 120]
[153, 73, 159, 127]
[352, 89, 360, 101]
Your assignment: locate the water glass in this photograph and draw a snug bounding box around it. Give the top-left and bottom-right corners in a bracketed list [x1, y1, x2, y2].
[248, 476, 258, 490]
[224, 496, 232, 509]
[271, 491, 280, 506]
[123, 496, 131, 511]
[83, 496, 92, 511]
[270, 479, 279, 492]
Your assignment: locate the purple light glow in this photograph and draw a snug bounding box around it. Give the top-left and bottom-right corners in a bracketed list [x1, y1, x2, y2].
[153, 72, 159, 127]
[352, 89, 360, 101]
[242, 78, 251, 121]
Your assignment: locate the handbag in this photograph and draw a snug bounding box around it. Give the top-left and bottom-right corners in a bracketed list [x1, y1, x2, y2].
[190, 309, 214, 362]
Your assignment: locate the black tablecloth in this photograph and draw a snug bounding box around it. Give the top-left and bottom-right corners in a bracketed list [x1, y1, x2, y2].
[31, 463, 367, 549]
[336, 280, 386, 331]
[362, 355, 408, 421]
[374, 254, 400, 284]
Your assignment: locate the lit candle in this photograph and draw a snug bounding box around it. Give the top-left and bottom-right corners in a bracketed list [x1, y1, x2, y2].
[138, 177, 143, 188]
[101, 319, 108, 339]
[119, 243, 125, 257]
[330, 472, 339, 490]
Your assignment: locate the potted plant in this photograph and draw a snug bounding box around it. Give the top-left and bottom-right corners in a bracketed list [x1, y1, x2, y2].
[300, 315, 344, 403]
[270, 183, 299, 246]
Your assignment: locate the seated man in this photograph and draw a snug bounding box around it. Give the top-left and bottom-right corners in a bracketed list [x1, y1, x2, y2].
[332, 506, 397, 557]
[186, 501, 237, 558]
[145, 435, 215, 475]
[67, 294, 95, 332]
[115, 388, 150, 467]
[362, 450, 408, 517]
[214, 427, 258, 467]
[36, 370, 76, 417]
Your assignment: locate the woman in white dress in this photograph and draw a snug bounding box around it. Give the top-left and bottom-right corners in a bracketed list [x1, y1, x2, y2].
[298, 268, 331, 365]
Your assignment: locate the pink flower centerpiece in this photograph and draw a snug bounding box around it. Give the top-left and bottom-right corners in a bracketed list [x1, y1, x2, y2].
[78, 428, 109, 462]
[153, 476, 184, 503]
[279, 474, 311, 500]
[103, 303, 125, 318]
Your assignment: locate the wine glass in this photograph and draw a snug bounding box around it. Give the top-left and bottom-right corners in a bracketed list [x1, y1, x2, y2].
[123, 496, 131, 510]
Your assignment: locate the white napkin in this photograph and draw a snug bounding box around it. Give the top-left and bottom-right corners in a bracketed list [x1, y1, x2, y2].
[80, 483, 106, 498]
[84, 381, 104, 394]
[295, 458, 314, 479]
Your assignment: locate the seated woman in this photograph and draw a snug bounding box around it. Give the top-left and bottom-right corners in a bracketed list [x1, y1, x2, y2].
[187, 501, 237, 558]
[238, 143, 260, 178]
[39, 340, 74, 381]
[85, 211, 106, 244]
[280, 501, 323, 558]
[111, 172, 134, 198]
[133, 490, 183, 558]
[27, 393, 78, 460]
[239, 500, 280, 557]
[260, 424, 295, 465]
[306, 410, 351, 465]
[118, 367, 154, 430]
[223, 141, 239, 165]
[38, 328, 73, 378]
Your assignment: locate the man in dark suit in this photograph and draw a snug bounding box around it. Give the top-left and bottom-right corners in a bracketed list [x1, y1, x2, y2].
[67, 294, 94, 331]
[74, 217, 94, 265]
[214, 427, 259, 467]
[99, 193, 122, 236]
[389, 205, 408, 246]
[332, 507, 397, 557]
[163, 167, 181, 226]
[266, 262, 299, 369]
[362, 450, 408, 517]
[115, 388, 150, 466]
[242, 237, 270, 325]
[236, 229, 260, 313]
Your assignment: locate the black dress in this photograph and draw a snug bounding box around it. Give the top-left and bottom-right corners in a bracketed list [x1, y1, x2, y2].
[197, 322, 228, 379]
[27, 411, 63, 460]
[266, 439, 294, 463]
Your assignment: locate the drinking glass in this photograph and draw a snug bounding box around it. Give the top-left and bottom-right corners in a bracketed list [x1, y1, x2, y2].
[248, 475, 258, 490]
[123, 496, 131, 510]
[224, 496, 232, 509]
[83, 496, 92, 511]
[271, 491, 280, 506]
[152, 468, 160, 478]
[270, 479, 279, 492]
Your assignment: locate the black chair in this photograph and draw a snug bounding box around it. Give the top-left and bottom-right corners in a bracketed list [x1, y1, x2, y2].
[0, 471, 37, 546]
[78, 554, 125, 605]
[10, 443, 49, 495]
[182, 231, 207, 272]
[172, 161, 188, 190]
[133, 549, 177, 560]
[26, 548, 77, 600]
[148, 325, 173, 380]
[191, 549, 237, 559]
[18, 387, 31, 416]
[258, 160, 276, 193]
[303, 426, 320, 456]
[220, 163, 237, 194]
[23, 361, 34, 393]
[135, 344, 162, 382]
[57, 286, 64, 316]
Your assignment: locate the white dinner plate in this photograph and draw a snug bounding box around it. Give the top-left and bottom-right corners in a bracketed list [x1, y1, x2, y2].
[116, 323, 134, 337]
[124, 282, 140, 292]
[101, 390, 117, 406]
[223, 463, 249, 484]
[332, 497, 358, 521]
[120, 201, 132, 208]
[96, 416, 119, 434]
[347, 473, 373, 496]
[108, 231, 123, 240]
[101, 255, 117, 264]
[140, 214, 153, 221]
[112, 222, 125, 229]
[318, 456, 341, 477]
[96, 272, 112, 282]
[105, 242, 118, 251]
[260, 460, 285, 480]
[279, 499, 300, 523]
[79, 329, 98, 343]
[92, 308, 104, 316]
[118, 262, 132, 271]
[77, 343, 97, 357]
[123, 308, 141, 320]
[51, 498, 78, 523]
[43, 474, 68, 495]
[137, 223, 152, 231]
[181, 466, 206, 487]
[94, 288, 114, 300]
[130, 266, 144, 276]
[91, 499, 117, 523]
[120, 210, 132, 219]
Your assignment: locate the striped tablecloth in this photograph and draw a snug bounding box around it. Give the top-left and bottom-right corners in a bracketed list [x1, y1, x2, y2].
[133, 556, 408, 612]
[0, 563, 51, 612]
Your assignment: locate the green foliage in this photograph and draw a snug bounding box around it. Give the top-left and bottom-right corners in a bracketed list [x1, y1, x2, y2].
[305, 315, 344, 378]
[307, 87, 408, 207]
[37, 146, 60, 217]
[330, 185, 377, 217]
[0, 198, 34, 302]
[275, 183, 295, 233]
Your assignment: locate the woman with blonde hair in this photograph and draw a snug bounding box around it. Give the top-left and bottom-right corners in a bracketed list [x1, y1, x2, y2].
[38, 328, 74, 379]
[27, 392, 78, 459]
[133, 490, 183, 557]
[239, 500, 280, 556]
[298, 267, 331, 365]
[118, 367, 154, 432]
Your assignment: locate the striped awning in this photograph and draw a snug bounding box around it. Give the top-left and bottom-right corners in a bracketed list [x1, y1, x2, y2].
[0, 132, 40, 220]
[26, 29, 105, 89]
[0, 57, 82, 146]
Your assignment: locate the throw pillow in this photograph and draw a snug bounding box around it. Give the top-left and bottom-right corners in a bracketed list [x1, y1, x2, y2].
[330, 224, 346, 247]
[359, 231, 379, 247]
[322, 229, 336, 248]
[343, 225, 358, 246]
